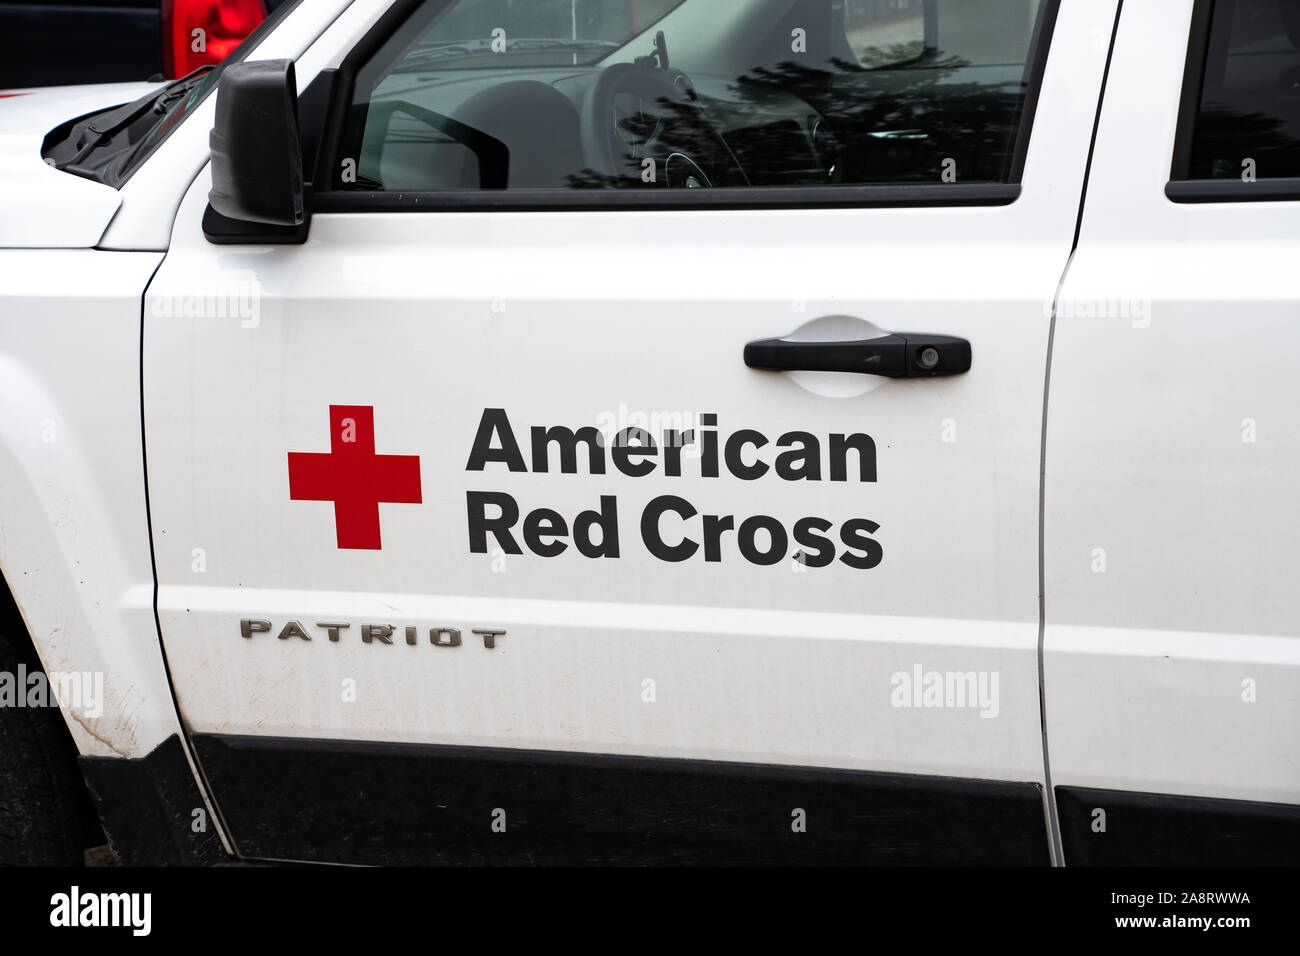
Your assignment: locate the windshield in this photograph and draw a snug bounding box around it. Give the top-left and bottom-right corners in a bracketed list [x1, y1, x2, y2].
[403, 0, 687, 69]
[113, 0, 306, 184]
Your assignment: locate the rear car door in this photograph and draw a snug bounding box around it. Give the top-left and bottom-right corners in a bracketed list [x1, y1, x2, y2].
[1045, 0, 1300, 864]
[141, 0, 1115, 864]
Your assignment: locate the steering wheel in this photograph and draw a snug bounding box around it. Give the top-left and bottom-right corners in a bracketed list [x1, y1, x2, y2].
[580, 62, 713, 188]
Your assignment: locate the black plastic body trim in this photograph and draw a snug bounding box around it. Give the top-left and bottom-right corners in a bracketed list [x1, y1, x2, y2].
[1166, 178, 1300, 203]
[1057, 785, 1300, 865]
[744, 333, 971, 377]
[79, 734, 231, 866]
[298, 68, 340, 192]
[1169, 0, 1215, 183]
[203, 203, 311, 243]
[1006, 0, 1060, 185]
[194, 733, 1049, 865]
[313, 182, 1021, 213]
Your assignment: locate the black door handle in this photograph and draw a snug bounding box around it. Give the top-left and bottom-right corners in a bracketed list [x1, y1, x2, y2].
[744, 333, 971, 378]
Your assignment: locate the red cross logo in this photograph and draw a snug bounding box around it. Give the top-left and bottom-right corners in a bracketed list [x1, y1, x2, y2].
[287, 406, 422, 550]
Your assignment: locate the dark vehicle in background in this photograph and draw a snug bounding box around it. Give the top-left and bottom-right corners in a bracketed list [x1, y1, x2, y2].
[0, 0, 290, 90]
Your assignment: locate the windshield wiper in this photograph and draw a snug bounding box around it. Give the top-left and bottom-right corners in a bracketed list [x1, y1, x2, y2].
[507, 38, 619, 52]
[149, 65, 214, 114]
[393, 37, 619, 70]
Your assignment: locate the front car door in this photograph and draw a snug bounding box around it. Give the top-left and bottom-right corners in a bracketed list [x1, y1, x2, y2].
[142, 0, 1116, 864]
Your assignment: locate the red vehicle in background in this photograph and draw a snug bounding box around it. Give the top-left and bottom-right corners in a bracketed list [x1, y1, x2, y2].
[0, 0, 286, 90]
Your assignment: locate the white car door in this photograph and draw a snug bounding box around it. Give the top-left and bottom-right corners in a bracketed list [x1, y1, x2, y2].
[141, 0, 1115, 864]
[1045, 0, 1300, 864]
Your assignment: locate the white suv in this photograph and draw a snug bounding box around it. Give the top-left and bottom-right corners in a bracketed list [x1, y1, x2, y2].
[0, 0, 1296, 866]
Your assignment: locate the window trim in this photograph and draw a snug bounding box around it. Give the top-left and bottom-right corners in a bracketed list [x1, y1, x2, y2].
[1166, 177, 1300, 202]
[312, 182, 1021, 213]
[1167, 0, 1300, 203]
[310, 0, 1059, 213]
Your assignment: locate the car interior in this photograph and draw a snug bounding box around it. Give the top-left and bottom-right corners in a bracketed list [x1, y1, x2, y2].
[340, 0, 1049, 191]
[1188, 0, 1300, 179]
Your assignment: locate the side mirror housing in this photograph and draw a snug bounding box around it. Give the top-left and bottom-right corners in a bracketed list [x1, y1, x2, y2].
[209, 59, 304, 227]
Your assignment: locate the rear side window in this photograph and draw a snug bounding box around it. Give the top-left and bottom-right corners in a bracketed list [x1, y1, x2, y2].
[1170, 0, 1300, 198]
[326, 0, 1056, 202]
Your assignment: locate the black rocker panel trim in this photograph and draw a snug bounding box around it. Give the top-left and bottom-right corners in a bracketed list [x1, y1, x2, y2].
[79, 733, 230, 866]
[194, 734, 1050, 866]
[1057, 785, 1300, 866]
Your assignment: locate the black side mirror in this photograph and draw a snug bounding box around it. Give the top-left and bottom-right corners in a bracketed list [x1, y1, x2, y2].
[209, 58, 303, 227]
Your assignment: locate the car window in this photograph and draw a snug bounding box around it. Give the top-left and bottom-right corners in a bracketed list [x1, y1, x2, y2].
[331, 0, 1052, 195]
[1176, 0, 1300, 181]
